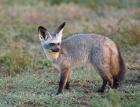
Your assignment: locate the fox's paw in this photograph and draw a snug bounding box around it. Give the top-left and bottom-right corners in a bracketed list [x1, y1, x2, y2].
[96, 87, 105, 93]
[65, 85, 70, 90]
[65, 82, 70, 90]
[56, 90, 63, 95]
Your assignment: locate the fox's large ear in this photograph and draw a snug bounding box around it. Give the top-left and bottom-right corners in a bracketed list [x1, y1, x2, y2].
[38, 26, 51, 40]
[54, 22, 66, 42]
[55, 22, 66, 34]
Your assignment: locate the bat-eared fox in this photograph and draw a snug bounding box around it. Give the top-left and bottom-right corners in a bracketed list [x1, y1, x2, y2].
[38, 22, 125, 95]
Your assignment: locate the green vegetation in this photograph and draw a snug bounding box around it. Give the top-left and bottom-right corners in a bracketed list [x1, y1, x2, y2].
[0, 0, 140, 107]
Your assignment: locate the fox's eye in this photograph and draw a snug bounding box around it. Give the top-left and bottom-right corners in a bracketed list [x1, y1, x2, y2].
[57, 43, 60, 45]
[49, 43, 55, 46]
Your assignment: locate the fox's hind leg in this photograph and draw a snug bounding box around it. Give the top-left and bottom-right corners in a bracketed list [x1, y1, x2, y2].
[97, 78, 107, 92]
[113, 76, 119, 89]
[91, 46, 113, 92]
[97, 71, 113, 92]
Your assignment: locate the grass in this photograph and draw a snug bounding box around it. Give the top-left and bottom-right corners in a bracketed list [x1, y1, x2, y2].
[0, 67, 140, 107]
[0, 0, 140, 107]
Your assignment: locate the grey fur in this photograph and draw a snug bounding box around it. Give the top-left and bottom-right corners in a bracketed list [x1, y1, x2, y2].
[55, 34, 115, 70]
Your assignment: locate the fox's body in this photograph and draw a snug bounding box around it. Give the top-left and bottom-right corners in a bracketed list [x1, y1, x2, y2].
[38, 22, 125, 95]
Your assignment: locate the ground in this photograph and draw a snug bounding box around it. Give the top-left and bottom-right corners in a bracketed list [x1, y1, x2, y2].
[0, 0, 140, 107]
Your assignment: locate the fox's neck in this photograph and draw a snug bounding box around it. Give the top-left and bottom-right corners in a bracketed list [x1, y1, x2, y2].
[47, 51, 60, 60]
[47, 47, 66, 71]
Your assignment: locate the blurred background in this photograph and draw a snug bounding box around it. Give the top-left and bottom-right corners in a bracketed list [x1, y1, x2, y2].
[0, 0, 140, 107]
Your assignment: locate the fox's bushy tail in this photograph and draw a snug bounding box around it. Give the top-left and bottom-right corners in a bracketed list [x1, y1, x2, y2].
[118, 49, 125, 82]
[113, 48, 125, 88]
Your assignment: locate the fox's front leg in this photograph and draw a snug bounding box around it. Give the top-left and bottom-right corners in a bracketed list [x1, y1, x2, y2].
[56, 68, 70, 95]
[65, 71, 71, 90]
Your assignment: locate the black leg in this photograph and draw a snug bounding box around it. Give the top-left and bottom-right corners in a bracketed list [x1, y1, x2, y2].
[113, 77, 119, 89]
[65, 81, 70, 89]
[56, 76, 64, 95]
[97, 79, 107, 93]
[65, 70, 71, 90]
[108, 78, 113, 88]
[56, 70, 69, 95]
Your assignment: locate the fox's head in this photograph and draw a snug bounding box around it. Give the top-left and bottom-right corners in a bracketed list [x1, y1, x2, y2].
[38, 22, 65, 53]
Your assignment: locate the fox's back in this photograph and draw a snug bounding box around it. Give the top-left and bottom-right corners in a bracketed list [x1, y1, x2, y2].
[60, 33, 117, 68]
[62, 33, 108, 48]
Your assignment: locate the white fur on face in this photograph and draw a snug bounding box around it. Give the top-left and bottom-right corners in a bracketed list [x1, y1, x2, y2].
[39, 33, 44, 41]
[55, 29, 63, 43]
[39, 28, 63, 45]
[50, 29, 63, 43]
